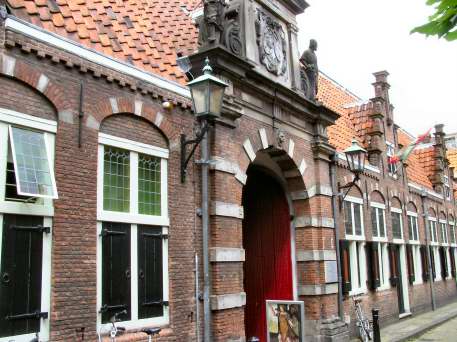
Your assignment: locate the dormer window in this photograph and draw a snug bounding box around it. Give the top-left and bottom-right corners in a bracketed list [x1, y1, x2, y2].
[386, 142, 397, 175]
[444, 175, 451, 200]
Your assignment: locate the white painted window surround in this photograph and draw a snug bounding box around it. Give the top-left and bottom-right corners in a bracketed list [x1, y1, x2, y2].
[0, 108, 55, 342]
[96, 133, 170, 333]
[377, 243, 390, 291]
[344, 196, 365, 240]
[412, 245, 423, 285]
[407, 211, 420, 243]
[371, 202, 387, 242]
[391, 207, 404, 243]
[349, 241, 368, 296]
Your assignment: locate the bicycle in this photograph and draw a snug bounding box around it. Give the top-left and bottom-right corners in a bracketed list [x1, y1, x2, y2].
[141, 328, 161, 342]
[353, 296, 373, 342]
[108, 310, 127, 342]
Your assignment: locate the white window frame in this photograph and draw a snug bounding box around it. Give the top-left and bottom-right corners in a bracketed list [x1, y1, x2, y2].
[377, 242, 390, 291]
[429, 217, 439, 246]
[432, 245, 442, 281]
[449, 221, 456, 246]
[444, 175, 451, 201]
[8, 125, 58, 199]
[371, 202, 387, 242]
[412, 244, 423, 285]
[344, 196, 365, 240]
[439, 220, 449, 246]
[349, 241, 368, 296]
[0, 108, 55, 342]
[96, 133, 170, 333]
[407, 211, 420, 243]
[445, 247, 452, 280]
[391, 207, 404, 243]
[386, 141, 397, 177]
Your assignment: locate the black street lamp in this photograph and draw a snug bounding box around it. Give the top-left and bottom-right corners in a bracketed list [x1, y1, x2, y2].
[180, 57, 228, 182]
[337, 139, 367, 208]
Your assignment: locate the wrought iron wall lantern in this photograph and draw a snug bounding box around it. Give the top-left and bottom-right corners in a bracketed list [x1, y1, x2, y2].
[181, 58, 228, 182]
[337, 139, 367, 209]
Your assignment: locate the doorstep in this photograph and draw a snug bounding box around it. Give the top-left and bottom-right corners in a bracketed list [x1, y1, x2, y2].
[380, 301, 457, 342]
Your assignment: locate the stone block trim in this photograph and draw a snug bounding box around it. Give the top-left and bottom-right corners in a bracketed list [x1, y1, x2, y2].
[259, 128, 269, 149]
[210, 156, 247, 185]
[211, 201, 244, 219]
[211, 292, 247, 311]
[299, 284, 339, 296]
[243, 138, 256, 162]
[296, 249, 337, 262]
[291, 184, 333, 200]
[294, 215, 335, 229]
[210, 247, 246, 262]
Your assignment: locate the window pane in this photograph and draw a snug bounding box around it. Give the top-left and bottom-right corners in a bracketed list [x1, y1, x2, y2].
[378, 209, 385, 238]
[9, 127, 56, 198]
[392, 212, 402, 239]
[354, 204, 362, 236]
[103, 146, 130, 212]
[371, 207, 378, 237]
[344, 202, 353, 235]
[408, 216, 414, 240]
[138, 154, 161, 216]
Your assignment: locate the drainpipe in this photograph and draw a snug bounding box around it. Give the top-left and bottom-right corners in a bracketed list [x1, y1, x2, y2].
[330, 153, 344, 319]
[421, 190, 436, 310]
[201, 123, 212, 342]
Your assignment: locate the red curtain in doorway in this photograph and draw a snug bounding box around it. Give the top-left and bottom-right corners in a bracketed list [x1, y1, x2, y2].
[243, 170, 293, 342]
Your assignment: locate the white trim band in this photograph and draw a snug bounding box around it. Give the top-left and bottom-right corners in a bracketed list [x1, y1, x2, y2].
[211, 292, 246, 311]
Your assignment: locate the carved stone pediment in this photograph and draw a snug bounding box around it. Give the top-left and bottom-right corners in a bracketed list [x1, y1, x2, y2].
[255, 9, 288, 77]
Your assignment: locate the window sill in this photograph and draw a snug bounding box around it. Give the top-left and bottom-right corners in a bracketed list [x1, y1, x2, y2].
[430, 242, 439, 246]
[0, 332, 47, 342]
[98, 315, 170, 336]
[408, 240, 420, 245]
[372, 237, 388, 243]
[399, 312, 411, 319]
[0, 200, 54, 216]
[345, 235, 365, 241]
[97, 210, 169, 226]
[376, 285, 391, 292]
[349, 288, 368, 296]
[441, 243, 449, 247]
[393, 239, 405, 244]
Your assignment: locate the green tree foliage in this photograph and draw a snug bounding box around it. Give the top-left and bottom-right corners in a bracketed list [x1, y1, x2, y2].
[411, 0, 457, 41]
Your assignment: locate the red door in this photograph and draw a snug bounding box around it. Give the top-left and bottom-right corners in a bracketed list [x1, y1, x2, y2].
[243, 169, 293, 342]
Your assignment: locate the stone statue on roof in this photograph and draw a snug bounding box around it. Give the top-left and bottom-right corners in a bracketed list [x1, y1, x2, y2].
[300, 39, 319, 100]
[201, 0, 227, 45]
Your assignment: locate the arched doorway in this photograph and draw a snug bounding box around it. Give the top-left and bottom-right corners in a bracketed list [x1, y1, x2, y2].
[243, 167, 293, 341]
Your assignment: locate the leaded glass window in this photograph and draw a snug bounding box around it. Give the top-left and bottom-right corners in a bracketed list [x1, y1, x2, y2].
[138, 154, 161, 216]
[103, 146, 130, 212]
[392, 211, 403, 240]
[8, 126, 57, 198]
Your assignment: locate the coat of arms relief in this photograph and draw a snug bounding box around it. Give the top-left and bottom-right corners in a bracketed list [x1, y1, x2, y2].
[255, 9, 288, 77]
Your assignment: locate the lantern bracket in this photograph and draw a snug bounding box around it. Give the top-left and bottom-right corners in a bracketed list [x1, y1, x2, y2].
[337, 173, 361, 210]
[181, 121, 211, 183]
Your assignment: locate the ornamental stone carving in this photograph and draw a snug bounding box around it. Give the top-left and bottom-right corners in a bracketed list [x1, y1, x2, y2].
[255, 9, 288, 76]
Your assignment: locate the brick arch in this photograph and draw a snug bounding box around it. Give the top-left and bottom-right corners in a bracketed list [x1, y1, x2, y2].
[429, 207, 437, 218]
[0, 55, 69, 115]
[391, 196, 402, 209]
[440, 211, 447, 221]
[407, 201, 418, 213]
[450, 214, 455, 223]
[370, 190, 385, 204]
[91, 96, 174, 139]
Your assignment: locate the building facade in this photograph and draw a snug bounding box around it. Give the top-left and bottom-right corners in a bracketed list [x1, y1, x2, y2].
[0, 0, 456, 342]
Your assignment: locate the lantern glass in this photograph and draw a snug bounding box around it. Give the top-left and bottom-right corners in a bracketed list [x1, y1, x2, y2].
[190, 80, 209, 115]
[209, 81, 225, 116]
[344, 139, 367, 175]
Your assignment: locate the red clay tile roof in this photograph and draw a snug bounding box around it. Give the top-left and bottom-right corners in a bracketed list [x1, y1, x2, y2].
[317, 73, 362, 151]
[397, 129, 434, 188]
[448, 148, 457, 175]
[7, 0, 200, 84]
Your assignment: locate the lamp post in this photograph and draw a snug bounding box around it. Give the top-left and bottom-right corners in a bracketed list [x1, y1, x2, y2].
[337, 139, 367, 208]
[181, 57, 228, 182]
[181, 58, 227, 342]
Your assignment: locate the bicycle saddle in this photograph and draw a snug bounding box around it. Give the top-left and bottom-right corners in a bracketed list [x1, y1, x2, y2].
[142, 328, 161, 336]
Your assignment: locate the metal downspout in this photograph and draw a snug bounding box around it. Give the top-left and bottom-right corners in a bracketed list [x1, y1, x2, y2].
[202, 124, 212, 342]
[421, 191, 436, 310]
[330, 153, 344, 319]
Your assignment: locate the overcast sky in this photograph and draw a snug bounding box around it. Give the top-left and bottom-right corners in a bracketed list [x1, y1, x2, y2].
[296, 0, 457, 137]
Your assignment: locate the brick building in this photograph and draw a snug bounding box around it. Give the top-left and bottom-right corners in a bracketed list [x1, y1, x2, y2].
[0, 1, 456, 342]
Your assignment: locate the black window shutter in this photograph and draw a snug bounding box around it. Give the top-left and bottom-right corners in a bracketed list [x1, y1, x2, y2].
[420, 245, 429, 282]
[0, 215, 44, 338]
[429, 246, 436, 281]
[388, 244, 399, 287]
[366, 242, 380, 290]
[451, 248, 456, 278]
[406, 245, 415, 285]
[101, 222, 131, 323]
[138, 226, 165, 319]
[440, 247, 448, 280]
[339, 240, 351, 294]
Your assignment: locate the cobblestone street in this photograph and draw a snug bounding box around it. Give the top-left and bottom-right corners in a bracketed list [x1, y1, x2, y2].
[408, 316, 457, 342]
